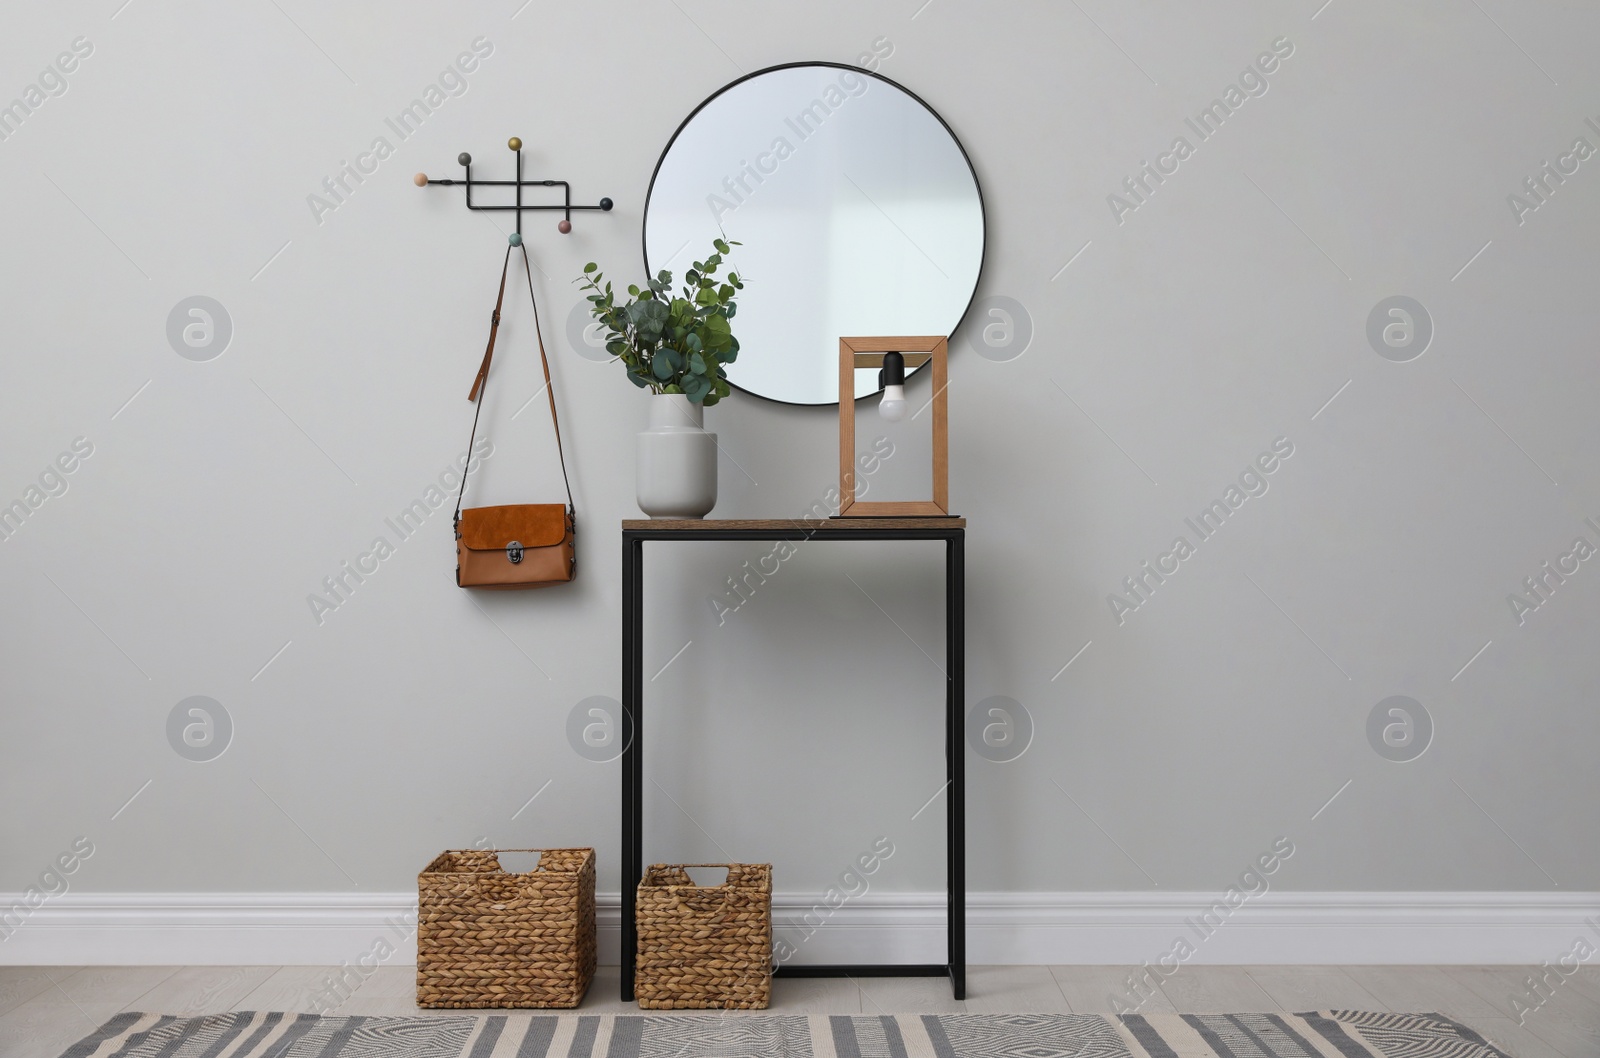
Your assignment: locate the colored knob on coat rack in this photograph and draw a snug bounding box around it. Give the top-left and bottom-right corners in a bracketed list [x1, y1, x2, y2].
[509, 232, 523, 247]
[507, 137, 522, 151]
[413, 173, 428, 187]
[557, 220, 572, 234]
[600, 198, 614, 211]
[457, 152, 472, 166]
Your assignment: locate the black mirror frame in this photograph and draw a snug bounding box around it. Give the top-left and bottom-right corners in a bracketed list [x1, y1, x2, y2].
[642, 60, 988, 408]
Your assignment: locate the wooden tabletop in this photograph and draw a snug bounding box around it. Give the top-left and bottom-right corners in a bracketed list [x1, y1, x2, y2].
[622, 517, 966, 530]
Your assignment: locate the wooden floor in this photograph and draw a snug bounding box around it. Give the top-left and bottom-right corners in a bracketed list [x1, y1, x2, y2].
[2, 964, 1597, 1058]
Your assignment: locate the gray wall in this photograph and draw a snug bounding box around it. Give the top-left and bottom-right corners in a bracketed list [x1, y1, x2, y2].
[3, 0, 1597, 902]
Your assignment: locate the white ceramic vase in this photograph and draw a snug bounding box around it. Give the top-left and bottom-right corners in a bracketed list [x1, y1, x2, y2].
[637, 393, 718, 519]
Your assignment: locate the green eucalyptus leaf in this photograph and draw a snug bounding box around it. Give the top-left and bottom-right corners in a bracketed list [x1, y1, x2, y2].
[631, 299, 669, 327]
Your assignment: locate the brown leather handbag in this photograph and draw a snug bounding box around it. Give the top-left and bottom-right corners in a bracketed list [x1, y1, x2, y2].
[454, 243, 575, 589]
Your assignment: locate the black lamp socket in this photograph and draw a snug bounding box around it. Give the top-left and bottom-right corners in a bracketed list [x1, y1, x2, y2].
[877, 350, 906, 389]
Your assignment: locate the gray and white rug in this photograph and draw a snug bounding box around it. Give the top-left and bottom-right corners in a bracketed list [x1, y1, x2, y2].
[59, 1010, 1513, 1058]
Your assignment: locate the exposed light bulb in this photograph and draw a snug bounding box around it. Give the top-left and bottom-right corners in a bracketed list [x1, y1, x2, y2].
[879, 384, 907, 421]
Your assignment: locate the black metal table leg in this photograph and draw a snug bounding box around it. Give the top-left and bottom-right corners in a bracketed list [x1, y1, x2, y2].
[621, 534, 644, 1000]
[947, 532, 966, 1000]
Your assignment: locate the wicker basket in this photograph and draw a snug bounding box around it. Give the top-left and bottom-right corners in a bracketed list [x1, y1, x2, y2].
[635, 862, 772, 1009]
[416, 848, 595, 1008]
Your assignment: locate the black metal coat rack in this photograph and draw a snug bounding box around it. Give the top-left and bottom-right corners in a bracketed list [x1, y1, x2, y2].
[414, 136, 613, 245]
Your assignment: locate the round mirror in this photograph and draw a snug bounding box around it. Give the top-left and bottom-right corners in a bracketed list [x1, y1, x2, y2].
[644, 63, 985, 406]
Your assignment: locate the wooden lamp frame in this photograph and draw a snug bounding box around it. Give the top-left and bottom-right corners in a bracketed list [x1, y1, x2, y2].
[838, 336, 948, 517]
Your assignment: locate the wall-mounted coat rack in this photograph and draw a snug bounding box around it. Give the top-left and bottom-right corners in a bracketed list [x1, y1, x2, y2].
[414, 136, 613, 245]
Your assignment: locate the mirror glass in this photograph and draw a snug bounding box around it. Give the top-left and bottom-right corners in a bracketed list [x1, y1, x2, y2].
[644, 64, 985, 405]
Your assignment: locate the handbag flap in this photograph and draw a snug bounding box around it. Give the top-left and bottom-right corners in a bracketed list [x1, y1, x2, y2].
[458, 504, 569, 550]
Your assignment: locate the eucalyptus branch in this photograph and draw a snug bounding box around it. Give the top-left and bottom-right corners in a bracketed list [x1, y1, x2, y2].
[575, 238, 745, 406]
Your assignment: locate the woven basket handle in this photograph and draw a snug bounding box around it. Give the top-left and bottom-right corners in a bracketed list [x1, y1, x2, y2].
[663, 864, 732, 884]
[488, 849, 544, 875]
[660, 865, 732, 917]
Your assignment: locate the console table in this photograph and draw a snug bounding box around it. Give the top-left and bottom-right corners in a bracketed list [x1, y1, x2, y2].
[620, 517, 966, 1000]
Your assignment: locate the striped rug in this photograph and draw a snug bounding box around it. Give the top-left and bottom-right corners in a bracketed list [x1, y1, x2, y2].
[58, 1010, 1513, 1058]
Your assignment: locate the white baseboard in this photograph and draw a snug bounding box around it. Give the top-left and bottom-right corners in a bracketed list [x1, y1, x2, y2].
[2, 891, 1596, 966]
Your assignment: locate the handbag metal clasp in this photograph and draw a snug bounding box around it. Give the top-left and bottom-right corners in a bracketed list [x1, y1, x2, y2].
[506, 541, 524, 565]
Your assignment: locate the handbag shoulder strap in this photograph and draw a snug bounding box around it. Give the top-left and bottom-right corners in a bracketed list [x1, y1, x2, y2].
[516, 243, 575, 516]
[454, 244, 575, 524]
